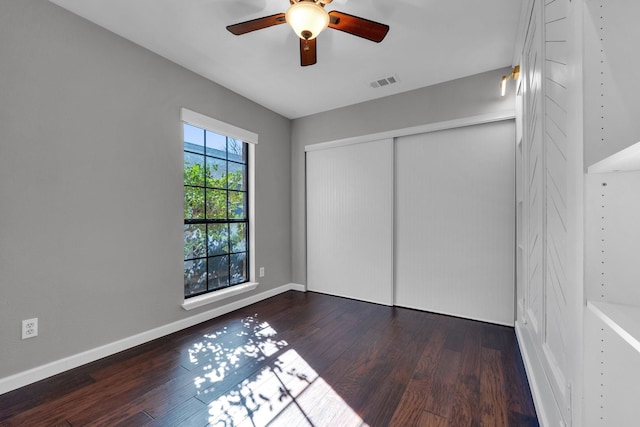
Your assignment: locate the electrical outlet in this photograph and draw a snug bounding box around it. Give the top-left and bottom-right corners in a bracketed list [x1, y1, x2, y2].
[22, 318, 38, 339]
[259, 267, 265, 277]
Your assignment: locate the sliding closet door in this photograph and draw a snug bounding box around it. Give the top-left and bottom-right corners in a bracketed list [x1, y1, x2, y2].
[306, 139, 394, 305]
[395, 120, 515, 325]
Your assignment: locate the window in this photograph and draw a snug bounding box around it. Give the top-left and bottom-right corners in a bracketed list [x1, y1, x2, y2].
[182, 110, 256, 299]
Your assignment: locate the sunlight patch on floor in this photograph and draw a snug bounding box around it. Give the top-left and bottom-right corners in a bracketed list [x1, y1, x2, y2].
[207, 349, 368, 427]
[185, 315, 367, 426]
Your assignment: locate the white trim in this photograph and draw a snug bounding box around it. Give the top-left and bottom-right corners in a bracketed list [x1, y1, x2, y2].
[516, 320, 555, 427]
[182, 281, 259, 310]
[304, 111, 515, 152]
[180, 107, 258, 144]
[248, 143, 256, 283]
[0, 283, 304, 395]
[289, 283, 306, 292]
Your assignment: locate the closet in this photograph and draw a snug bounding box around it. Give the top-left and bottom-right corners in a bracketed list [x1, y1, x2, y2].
[306, 119, 515, 326]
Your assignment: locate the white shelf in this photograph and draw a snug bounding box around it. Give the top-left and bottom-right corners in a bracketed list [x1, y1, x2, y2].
[588, 141, 640, 174]
[587, 300, 640, 353]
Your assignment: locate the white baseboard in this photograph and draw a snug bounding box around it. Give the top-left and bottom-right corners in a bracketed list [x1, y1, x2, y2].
[0, 283, 304, 396]
[515, 320, 560, 427]
[289, 283, 306, 292]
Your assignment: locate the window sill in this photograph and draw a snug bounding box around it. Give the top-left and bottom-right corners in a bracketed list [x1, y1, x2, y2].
[181, 282, 259, 311]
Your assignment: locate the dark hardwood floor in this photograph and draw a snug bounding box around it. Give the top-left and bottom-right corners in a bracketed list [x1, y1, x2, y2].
[0, 291, 538, 427]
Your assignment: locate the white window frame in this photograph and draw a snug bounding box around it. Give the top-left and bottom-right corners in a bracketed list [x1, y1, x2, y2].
[180, 108, 258, 310]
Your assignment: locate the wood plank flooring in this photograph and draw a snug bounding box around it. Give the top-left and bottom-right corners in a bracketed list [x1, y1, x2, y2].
[0, 291, 539, 426]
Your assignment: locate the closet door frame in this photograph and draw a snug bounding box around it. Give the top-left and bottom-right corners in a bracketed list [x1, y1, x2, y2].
[304, 112, 516, 306]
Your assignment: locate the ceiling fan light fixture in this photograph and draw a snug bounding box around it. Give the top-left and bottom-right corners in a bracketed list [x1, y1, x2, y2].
[226, 0, 388, 67]
[285, 1, 329, 40]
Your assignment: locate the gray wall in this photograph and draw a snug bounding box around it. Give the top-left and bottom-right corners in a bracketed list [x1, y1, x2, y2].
[291, 68, 516, 285]
[0, 0, 291, 379]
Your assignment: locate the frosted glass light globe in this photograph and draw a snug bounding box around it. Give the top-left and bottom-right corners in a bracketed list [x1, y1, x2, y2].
[285, 1, 329, 40]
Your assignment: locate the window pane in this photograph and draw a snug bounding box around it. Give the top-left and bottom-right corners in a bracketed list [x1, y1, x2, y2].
[184, 152, 205, 186]
[206, 189, 227, 219]
[184, 186, 205, 219]
[230, 252, 248, 285]
[227, 162, 246, 191]
[208, 255, 230, 290]
[228, 191, 246, 219]
[184, 124, 205, 154]
[183, 118, 250, 299]
[184, 224, 206, 259]
[230, 223, 247, 253]
[208, 224, 229, 256]
[184, 259, 207, 296]
[205, 130, 227, 158]
[228, 138, 247, 164]
[205, 157, 227, 189]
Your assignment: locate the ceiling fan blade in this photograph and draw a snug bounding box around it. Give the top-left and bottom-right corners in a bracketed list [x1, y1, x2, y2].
[328, 11, 389, 42]
[226, 13, 286, 35]
[300, 38, 317, 66]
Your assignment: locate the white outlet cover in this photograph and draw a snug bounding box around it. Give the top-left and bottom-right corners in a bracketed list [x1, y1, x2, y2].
[22, 318, 38, 339]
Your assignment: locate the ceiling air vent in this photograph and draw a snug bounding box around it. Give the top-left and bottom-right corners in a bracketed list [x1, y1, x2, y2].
[370, 74, 399, 88]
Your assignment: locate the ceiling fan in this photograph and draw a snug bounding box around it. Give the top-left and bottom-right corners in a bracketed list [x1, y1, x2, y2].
[226, 0, 390, 66]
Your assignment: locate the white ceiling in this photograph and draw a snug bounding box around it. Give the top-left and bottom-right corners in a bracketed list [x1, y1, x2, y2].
[49, 0, 523, 119]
